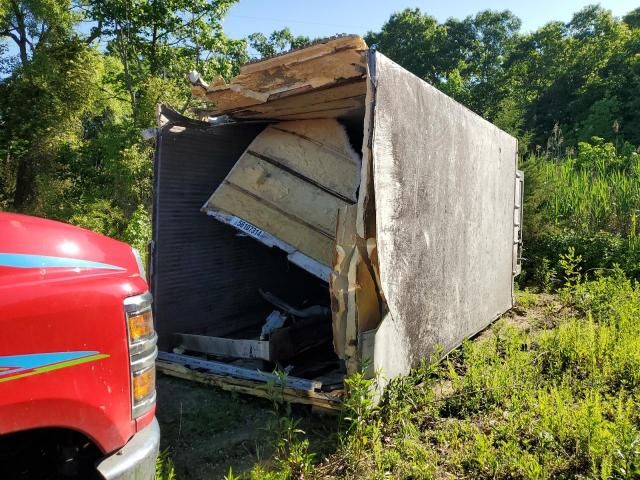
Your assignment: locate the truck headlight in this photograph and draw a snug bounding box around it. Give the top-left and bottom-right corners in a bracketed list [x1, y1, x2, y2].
[124, 292, 156, 349]
[124, 292, 157, 418]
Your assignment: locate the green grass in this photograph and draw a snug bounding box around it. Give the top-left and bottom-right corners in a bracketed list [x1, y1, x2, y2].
[229, 269, 640, 479]
[523, 140, 640, 238]
[520, 139, 640, 287]
[515, 288, 540, 310]
[156, 450, 176, 480]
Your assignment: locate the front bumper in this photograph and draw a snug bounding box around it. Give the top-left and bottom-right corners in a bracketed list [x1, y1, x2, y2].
[96, 418, 160, 480]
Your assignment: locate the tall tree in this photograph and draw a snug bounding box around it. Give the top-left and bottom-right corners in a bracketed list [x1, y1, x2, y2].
[248, 27, 310, 59]
[365, 8, 520, 118]
[81, 0, 247, 126]
[0, 0, 99, 209]
[503, 6, 632, 150]
[365, 9, 447, 85]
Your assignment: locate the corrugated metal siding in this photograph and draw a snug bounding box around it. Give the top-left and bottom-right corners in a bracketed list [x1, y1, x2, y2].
[152, 112, 315, 349]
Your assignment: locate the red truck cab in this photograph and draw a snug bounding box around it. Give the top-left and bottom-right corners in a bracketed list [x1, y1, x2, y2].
[0, 213, 159, 479]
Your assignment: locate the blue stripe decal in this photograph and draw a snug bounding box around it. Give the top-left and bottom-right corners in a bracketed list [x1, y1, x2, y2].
[0, 351, 98, 375]
[0, 253, 124, 271]
[0, 351, 108, 382]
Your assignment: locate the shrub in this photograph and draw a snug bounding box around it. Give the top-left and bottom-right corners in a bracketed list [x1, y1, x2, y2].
[123, 204, 152, 260]
[68, 198, 125, 238]
[523, 230, 640, 288]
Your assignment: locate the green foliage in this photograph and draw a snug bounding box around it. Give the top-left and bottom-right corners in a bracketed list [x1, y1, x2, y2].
[68, 198, 125, 238]
[558, 246, 583, 291]
[0, 40, 103, 209]
[156, 449, 176, 480]
[625, 8, 640, 29]
[249, 370, 316, 479]
[81, 0, 247, 124]
[515, 288, 539, 310]
[366, 7, 521, 121]
[244, 272, 640, 479]
[521, 139, 640, 288]
[0, 0, 245, 246]
[123, 204, 152, 259]
[339, 370, 382, 468]
[248, 28, 310, 59]
[365, 9, 448, 85]
[366, 5, 640, 153]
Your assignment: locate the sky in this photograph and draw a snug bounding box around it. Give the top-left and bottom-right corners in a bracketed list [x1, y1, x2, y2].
[221, 0, 639, 40]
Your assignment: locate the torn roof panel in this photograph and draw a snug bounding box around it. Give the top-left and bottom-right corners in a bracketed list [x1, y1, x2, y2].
[191, 35, 368, 120]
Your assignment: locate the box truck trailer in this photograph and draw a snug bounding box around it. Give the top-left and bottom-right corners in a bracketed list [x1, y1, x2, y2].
[151, 35, 523, 408]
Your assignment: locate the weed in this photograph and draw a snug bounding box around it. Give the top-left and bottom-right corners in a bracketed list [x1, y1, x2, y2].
[155, 449, 176, 480]
[522, 140, 640, 286]
[516, 288, 540, 309]
[261, 370, 316, 479]
[224, 467, 240, 480]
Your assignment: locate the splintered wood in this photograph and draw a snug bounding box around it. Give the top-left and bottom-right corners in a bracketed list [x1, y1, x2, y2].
[190, 35, 367, 121]
[202, 119, 361, 278]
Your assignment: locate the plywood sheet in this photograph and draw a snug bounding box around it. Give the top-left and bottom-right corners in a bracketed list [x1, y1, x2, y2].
[203, 119, 361, 271]
[227, 80, 366, 120]
[209, 182, 335, 264]
[231, 48, 365, 97]
[248, 120, 360, 201]
[225, 156, 345, 236]
[191, 36, 368, 120]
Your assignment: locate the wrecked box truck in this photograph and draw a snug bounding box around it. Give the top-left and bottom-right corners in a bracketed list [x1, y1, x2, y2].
[152, 35, 523, 409]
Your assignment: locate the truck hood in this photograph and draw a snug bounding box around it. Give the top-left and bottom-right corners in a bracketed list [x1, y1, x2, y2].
[0, 213, 139, 281]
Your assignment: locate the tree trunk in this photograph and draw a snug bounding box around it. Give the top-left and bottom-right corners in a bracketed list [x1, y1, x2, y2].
[11, 1, 29, 69]
[13, 156, 35, 210]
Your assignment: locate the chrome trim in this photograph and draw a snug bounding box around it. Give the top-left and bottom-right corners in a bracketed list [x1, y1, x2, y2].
[123, 292, 153, 314]
[130, 347, 158, 374]
[132, 390, 157, 419]
[129, 332, 158, 358]
[130, 351, 157, 418]
[124, 291, 157, 420]
[96, 418, 160, 480]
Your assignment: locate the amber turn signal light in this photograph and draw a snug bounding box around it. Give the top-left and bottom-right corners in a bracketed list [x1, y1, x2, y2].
[132, 367, 155, 402]
[128, 309, 154, 342]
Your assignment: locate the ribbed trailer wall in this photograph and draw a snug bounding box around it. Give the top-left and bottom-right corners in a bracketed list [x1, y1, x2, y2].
[151, 114, 321, 349]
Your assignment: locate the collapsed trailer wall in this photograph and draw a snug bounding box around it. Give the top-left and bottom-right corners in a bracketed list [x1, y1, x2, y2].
[151, 110, 326, 350]
[361, 53, 520, 379]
